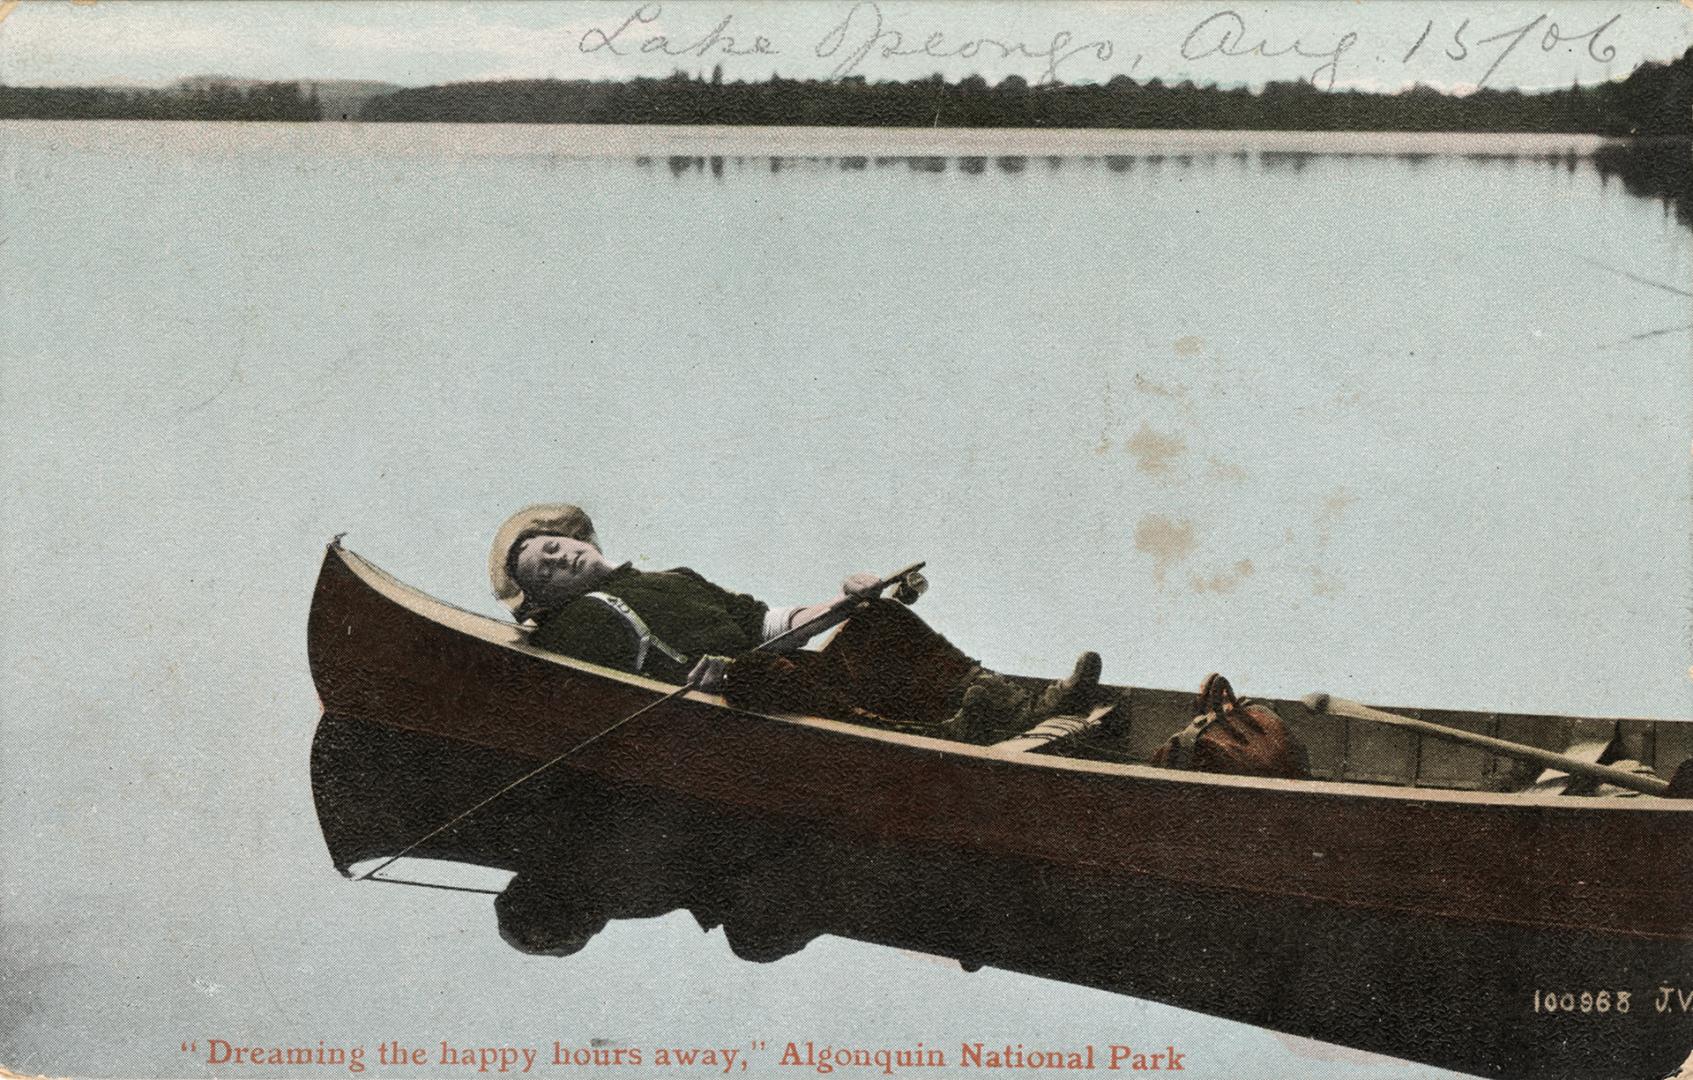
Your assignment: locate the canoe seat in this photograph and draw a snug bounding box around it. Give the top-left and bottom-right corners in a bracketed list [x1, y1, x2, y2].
[991, 702, 1118, 755]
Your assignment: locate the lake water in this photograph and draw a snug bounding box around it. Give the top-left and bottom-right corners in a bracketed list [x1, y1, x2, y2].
[2, 122, 1689, 1079]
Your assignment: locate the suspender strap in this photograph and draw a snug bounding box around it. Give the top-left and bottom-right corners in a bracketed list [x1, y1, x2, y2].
[582, 592, 690, 673]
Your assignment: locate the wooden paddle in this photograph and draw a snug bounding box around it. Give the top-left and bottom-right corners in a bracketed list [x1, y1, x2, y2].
[1303, 693, 1670, 797]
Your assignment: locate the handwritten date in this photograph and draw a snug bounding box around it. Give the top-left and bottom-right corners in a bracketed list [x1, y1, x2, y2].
[1403, 13, 1621, 89]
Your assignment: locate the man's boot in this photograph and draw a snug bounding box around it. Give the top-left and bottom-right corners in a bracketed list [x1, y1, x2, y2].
[1027, 651, 1104, 721]
[939, 675, 1032, 744]
[940, 652, 1104, 745]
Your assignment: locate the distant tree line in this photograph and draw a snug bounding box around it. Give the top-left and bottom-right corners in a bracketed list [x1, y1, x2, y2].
[358, 48, 1690, 135]
[0, 80, 321, 121]
[1, 48, 1685, 135]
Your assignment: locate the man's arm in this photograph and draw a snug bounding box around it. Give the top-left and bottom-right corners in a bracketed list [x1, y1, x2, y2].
[689, 573, 884, 692]
[772, 572, 882, 643]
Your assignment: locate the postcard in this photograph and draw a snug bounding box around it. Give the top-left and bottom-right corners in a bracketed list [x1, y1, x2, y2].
[1, 3, 1690, 1079]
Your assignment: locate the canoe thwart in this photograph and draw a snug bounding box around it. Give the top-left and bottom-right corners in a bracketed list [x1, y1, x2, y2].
[991, 702, 1119, 755]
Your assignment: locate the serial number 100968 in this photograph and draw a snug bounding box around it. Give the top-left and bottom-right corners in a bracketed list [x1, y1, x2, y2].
[1533, 989, 1630, 1014]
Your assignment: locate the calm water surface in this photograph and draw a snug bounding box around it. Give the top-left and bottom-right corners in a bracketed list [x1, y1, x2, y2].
[2, 122, 1689, 1078]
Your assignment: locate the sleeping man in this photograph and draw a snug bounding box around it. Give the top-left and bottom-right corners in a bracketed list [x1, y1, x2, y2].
[488, 504, 1102, 744]
[491, 504, 1311, 778]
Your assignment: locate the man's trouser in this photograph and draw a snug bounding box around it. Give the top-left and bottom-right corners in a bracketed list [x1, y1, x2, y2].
[725, 599, 980, 728]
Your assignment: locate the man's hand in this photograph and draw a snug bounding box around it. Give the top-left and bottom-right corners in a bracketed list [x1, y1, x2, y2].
[768, 571, 892, 654]
[687, 655, 732, 692]
[841, 572, 881, 598]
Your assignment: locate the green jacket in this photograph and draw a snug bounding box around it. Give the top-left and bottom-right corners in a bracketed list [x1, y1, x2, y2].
[527, 566, 769, 683]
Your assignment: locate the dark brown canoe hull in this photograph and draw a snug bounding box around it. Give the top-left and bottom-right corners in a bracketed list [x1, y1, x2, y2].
[310, 711, 1693, 1080]
[307, 543, 1693, 944]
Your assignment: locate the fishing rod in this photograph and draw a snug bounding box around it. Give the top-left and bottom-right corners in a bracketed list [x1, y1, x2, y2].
[357, 561, 927, 885]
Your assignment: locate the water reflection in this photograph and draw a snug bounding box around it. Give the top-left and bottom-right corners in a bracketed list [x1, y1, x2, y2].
[1259, 150, 1315, 172]
[633, 143, 1691, 230]
[1593, 139, 1693, 228]
[312, 714, 1692, 1080]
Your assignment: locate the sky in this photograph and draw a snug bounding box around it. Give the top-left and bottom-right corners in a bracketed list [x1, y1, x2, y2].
[1, 0, 1691, 94]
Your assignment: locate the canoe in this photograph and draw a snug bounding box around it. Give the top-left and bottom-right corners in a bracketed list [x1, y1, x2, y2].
[307, 541, 1693, 1080]
[307, 540, 1691, 936]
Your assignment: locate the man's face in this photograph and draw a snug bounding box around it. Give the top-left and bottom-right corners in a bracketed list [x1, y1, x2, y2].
[514, 534, 612, 607]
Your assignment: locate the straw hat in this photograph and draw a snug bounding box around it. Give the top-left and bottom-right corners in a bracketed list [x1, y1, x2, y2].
[488, 503, 601, 619]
